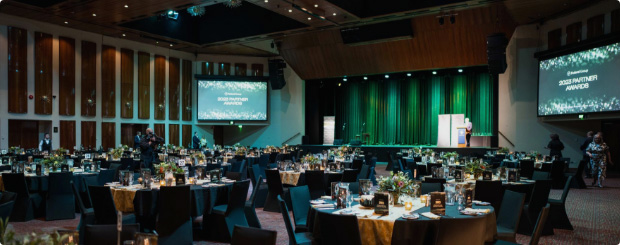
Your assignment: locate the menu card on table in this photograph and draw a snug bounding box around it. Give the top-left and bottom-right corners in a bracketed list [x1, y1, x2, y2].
[508, 169, 517, 182]
[483, 171, 493, 180]
[210, 169, 221, 183]
[374, 192, 390, 215]
[430, 192, 446, 215]
[454, 169, 463, 182]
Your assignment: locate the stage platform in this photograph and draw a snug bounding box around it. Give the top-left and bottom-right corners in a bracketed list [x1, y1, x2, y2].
[299, 145, 496, 162]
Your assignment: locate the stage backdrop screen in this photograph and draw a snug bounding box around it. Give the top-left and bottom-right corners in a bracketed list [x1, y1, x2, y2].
[197, 80, 268, 121]
[538, 41, 620, 116]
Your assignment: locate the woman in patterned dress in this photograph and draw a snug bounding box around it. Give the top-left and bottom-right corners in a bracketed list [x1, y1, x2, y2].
[586, 133, 613, 188]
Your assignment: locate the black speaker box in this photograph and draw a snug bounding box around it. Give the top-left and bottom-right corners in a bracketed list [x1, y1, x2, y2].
[269, 59, 286, 90]
[350, 140, 362, 146]
[333, 139, 343, 145]
[487, 33, 508, 74]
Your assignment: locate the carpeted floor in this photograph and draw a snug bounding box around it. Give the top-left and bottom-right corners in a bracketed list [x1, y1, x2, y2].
[8, 164, 620, 244]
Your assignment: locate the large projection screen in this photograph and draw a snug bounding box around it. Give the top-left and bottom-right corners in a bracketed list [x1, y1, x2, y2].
[197, 78, 268, 121]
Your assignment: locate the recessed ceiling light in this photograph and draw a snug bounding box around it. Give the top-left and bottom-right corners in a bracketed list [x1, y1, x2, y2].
[343, 78, 347, 82]
[156, 41, 159, 44]
[64, 21, 69, 24]
[432, 71, 437, 75]
[407, 73, 411, 77]
[92, 13, 96, 17]
[124, 4, 128, 8]
[458, 69, 463, 73]
[170, 44, 173, 47]
[385, 74, 389, 78]
[308, 17, 311, 20]
[363, 77, 368, 80]
[314, 4, 318, 7]
[288, 9, 292, 13]
[333, 13, 337, 16]
[122, 34, 126, 37]
[264, 0, 268, 2]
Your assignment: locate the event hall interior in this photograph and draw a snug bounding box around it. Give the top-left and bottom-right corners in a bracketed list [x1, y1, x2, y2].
[0, 0, 619, 244]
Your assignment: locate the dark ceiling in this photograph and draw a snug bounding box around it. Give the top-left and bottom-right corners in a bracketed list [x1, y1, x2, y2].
[121, 3, 307, 45]
[325, 0, 472, 18]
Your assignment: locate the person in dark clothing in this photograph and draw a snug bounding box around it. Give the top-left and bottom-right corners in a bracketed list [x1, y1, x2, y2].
[546, 133, 564, 158]
[580, 131, 594, 177]
[140, 128, 163, 172]
[39, 133, 52, 153]
[192, 132, 201, 149]
[134, 131, 141, 149]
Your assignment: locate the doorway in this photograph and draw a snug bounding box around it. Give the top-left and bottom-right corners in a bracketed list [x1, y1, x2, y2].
[8, 120, 52, 149]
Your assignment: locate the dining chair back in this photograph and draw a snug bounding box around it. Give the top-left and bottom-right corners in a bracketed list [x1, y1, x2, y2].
[341, 169, 358, 182]
[46, 172, 75, 220]
[289, 186, 311, 230]
[305, 170, 325, 200]
[436, 216, 486, 245]
[358, 165, 371, 180]
[2, 173, 42, 222]
[474, 180, 504, 212]
[205, 163, 222, 172]
[157, 185, 192, 245]
[231, 225, 277, 245]
[351, 159, 363, 173]
[527, 180, 552, 225]
[71, 181, 95, 244]
[530, 204, 551, 245]
[264, 169, 285, 212]
[326, 173, 344, 194]
[278, 195, 312, 245]
[424, 178, 447, 192]
[496, 190, 526, 242]
[84, 224, 140, 245]
[226, 172, 242, 181]
[258, 154, 270, 168]
[420, 182, 441, 195]
[246, 176, 263, 228]
[88, 185, 137, 225]
[532, 171, 550, 180]
[317, 211, 362, 245]
[0, 191, 17, 221]
[550, 160, 566, 189]
[548, 176, 574, 230]
[97, 169, 116, 185]
[519, 160, 535, 179]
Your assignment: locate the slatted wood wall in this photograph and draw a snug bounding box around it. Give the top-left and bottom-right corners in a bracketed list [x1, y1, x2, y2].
[7, 27, 28, 113]
[169, 57, 180, 120]
[138, 52, 151, 119]
[59, 120, 76, 151]
[154, 55, 166, 120]
[34, 32, 53, 115]
[59, 36, 76, 116]
[182, 60, 192, 121]
[101, 45, 116, 118]
[121, 48, 134, 118]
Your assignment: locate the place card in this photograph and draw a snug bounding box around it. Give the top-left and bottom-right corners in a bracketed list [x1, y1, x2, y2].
[178, 159, 186, 167]
[84, 153, 91, 159]
[482, 171, 492, 180]
[175, 173, 185, 185]
[374, 192, 390, 215]
[345, 156, 351, 161]
[454, 169, 463, 182]
[430, 192, 446, 215]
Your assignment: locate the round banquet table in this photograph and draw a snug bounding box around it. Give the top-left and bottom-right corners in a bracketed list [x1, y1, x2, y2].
[279, 170, 344, 186]
[310, 195, 496, 245]
[0, 171, 98, 192]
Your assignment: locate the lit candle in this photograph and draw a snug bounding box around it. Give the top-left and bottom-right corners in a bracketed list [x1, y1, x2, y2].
[405, 201, 413, 211]
[189, 177, 195, 185]
[159, 179, 166, 186]
[420, 194, 428, 204]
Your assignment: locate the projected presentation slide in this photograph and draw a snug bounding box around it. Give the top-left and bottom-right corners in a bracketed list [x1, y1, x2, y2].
[538, 42, 620, 116]
[198, 80, 268, 120]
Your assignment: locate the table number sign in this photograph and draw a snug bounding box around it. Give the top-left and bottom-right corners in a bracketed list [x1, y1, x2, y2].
[178, 159, 186, 167]
[374, 192, 390, 215]
[483, 170, 493, 180]
[61, 164, 69, 172]
[465, 188, 473, 208]
[209, 169, 221, 183]
[430, 192, 446, 215]
[454, 169, 463, 182]
[175, 173, 186, 185]
[35, 164, 42, 176]
[84, 153, 91, 159]
[508, 169, 517, 182]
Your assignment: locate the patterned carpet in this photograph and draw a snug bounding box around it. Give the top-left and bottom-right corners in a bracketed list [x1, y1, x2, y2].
[7, 165, 620, 245]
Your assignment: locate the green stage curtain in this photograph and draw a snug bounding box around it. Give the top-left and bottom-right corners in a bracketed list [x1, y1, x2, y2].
[334, 72, 493, 145]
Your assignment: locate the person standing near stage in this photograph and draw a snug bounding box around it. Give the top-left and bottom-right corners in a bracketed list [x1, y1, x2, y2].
[193, 132, 200, 149]
[546, 133, 564, 158]
[586, 133, 613, 188]
[580, 131, 594, 177]
[140, 128, 163, 171]
[134, 131, 142, 149]
[39, 133, 52, 153]
[465, 118, 473, 147]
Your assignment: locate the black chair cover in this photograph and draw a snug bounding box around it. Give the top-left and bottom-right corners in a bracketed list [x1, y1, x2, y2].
[84, 224, 140, 245]
[317, 211, 362, 245]
[157, 185, 192, 245]
[231, 225, 277, 245]
[436, 216, 486, 245]
[46, 172, 75, 220]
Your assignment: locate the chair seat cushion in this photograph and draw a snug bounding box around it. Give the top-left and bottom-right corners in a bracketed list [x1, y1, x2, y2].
[213, 205, 227, 215]
[496, 226, 516, 242]
[294, 225, 309, 233]
[294, 232, 314, 245]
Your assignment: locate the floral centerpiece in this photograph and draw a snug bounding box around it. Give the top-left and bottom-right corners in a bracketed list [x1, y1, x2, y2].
[110, 146, 125, 160]
[377, 171, 415, 205]
[497, 147, 509, 154]
[464, 160, 489, 179]
[422, 148, 434, 156]
[265, 145, 277, 153]
[235, 146, 247, 155]
[41, 155, 64, 172]
[412, 147, 422, 155]
[54, 147, 68, 156]
[331, 145, 349, 157]
[200, 138, 207, 148]
[302, 154, 321, 169]
[443, 151, 459, 160]
[8, 146, 21, 154]
[527, 151, 541, 160]
[155, 162, 184, 179]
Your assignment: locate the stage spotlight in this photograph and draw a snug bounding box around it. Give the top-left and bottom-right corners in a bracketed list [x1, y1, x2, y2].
[167, 10, 179, 20]
[385, 74, 389, 78]
[432, 71, 437, 75]
[438, 17, 444, 25]
[450, 15, 455, 24]
[338, 83, 342, 87]
[458, 69, 463, 73]
[363, 76, 368, 80]
[407, 73, 411, 77]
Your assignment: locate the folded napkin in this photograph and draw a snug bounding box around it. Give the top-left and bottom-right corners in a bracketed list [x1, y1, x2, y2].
[312, 204, 335, 209]
[472, 200, 491, 206]
[320, 195, 332, 199]
[421, 212, 440, 220]
[310, 200, 326, 205]
[463, 208, 491, 214]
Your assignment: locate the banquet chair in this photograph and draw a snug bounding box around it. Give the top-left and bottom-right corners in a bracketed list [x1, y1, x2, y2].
[71, 181, 95, 245]
[423, 178, 447, 192]
[304, 170, 326, 200]
[289, 186, 311, 232]
[406, 161, 417, 174]
[532, 171, 550, 180]
[391, 218, 439, 245]
[496, 190, 526, 243]
[231, 225, 277, 245]
[358, 165, 371, 181]
[0, 191, 17, 221]
[205, 163, 222, 172]
[386, 151, 395, 171]
[2, 173, 43, 222]
[566, 160, 587, 189]
[403, 169, 414, 180]
[87, 185, 136, 225]
[211, 180, 251, 241]
[97, 169, 116, 185]
[436, 216, 486, 245]
[157, 185, 192, 245]
[550, 160, 567, 189]
[278, 195, 313, 245]
[351, 159, 363, 173]
[246, 176, 264, 228]
[84, 224, 140, 245]
[326, 173, 344, 195]
[345, 182, 359, 194]
[81, 176, 98, 208]
[226, 172, 243, 181]
[317, 211, 362, 245]
[120, 157, 134, 172]
[519, 160, 535, 179]
[250, 165, 268, 208]
[264, 169, 288, 212]
[548, 175, 574, 230]
[495, 204, 550, 245]
[420, 182, 441, 195]
[474, 180, 504, 213]
[341, 169, 358, 182]
[46, 172, 75, 220]
[540, 163, 552, 172]
[517, 180, 552, 236]
[258, 154, 270, 168]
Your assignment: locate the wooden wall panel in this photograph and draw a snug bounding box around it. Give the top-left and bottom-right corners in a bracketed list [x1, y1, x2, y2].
[7, 27, 27, 113]
[182, 60, 192, 121]
[234, 63, 247, 76]
[81, 121, 96, 149]
[182, 125, 192, 149]
[101, 122, 116, 150]
[121, 124, 148, 147]
[59, 37, 76, 116]
[154, 124, 165, 142]
[218, 62, 231, 75]
[121, 48, 134, 118]
[8, 120, 39, 149]
[59, 120, 76, 152]
[278, 5, 517, 80]
[101, 45, 116, 118]
[154, 55, 166, 120]
[547, 29, 561, 50]
[169, 57, 180, 120]
[34, 32, 53, 115]
[169, 124, 179, 146]
[81, 41, 97, 116]
[566, 22, 582, 45]
[251, 64, 264, 76]
[202, 62, 214, 75]
[138, 52, 151, 119]
[587, 15, 604, 39]
[613, 9, 620, 33]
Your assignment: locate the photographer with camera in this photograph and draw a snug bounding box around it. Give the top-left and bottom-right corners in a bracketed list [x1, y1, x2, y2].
[140, 128, 163, 172]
